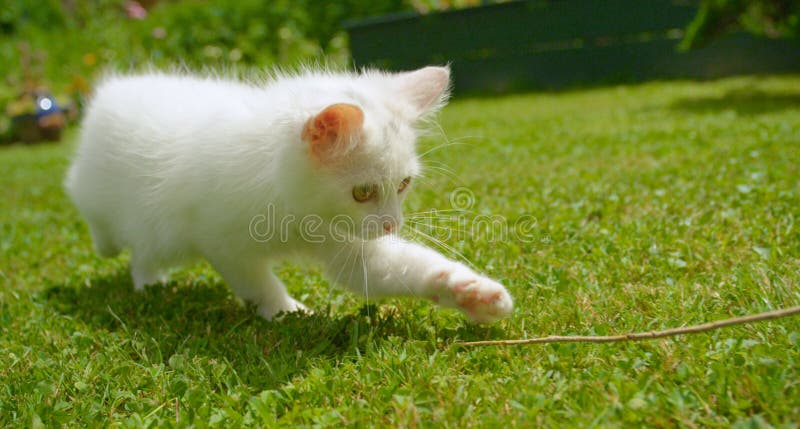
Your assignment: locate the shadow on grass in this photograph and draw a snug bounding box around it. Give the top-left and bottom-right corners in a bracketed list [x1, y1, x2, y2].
[670, 88, 800, 116]
[42, 270, 501, 388]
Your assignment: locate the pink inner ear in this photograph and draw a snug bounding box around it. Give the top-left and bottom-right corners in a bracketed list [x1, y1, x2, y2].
[302, 103, 364, 162]
[397, 66, 450, 113]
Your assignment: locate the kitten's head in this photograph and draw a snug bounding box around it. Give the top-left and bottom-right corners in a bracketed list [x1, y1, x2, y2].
[291, 66, 450, 240]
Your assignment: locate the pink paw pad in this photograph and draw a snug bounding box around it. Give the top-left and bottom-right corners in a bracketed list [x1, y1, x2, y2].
[429, 269, 513, 323]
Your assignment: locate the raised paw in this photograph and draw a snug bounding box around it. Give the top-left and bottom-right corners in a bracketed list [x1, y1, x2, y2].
[429, 267, 513, 324]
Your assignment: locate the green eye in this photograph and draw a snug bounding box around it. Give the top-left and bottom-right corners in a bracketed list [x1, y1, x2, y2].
[398, 177, 411, 193]
[353, 184, 377, 202]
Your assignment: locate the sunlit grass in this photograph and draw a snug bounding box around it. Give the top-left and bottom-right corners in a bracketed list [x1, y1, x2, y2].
[1, 75, 799, 426]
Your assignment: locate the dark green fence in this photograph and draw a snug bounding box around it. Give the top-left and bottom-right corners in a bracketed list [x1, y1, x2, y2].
[345, 0, 800, 94]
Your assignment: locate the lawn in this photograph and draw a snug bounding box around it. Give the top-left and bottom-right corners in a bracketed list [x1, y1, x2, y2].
[1, 75, 799, 427]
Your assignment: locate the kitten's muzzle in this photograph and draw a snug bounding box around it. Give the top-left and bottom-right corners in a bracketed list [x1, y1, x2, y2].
[363, 214, 401, 237]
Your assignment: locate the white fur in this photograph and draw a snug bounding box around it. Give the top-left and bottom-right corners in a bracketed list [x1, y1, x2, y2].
[65, 66, 512, 323]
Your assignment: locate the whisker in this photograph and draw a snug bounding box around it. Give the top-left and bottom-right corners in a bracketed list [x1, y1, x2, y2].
[407, 214, 471, 227]
[360, 240, 370, 318]
[330, 241, 360, 316]
[420, 162, 463, 185]
[338, 241, 361, 307]
[405, 225, 477, 270]
[406, 214, 471, 225]
[405, 217, 467, 228]
[406, 216, 469, 225]
[430, 121, 470, 147]
[423, 159, 459, 176]
[332, 241, 357, 289]
[405, 219, 470, 234]
[418, 141, 464, 160]
[406, 208, 473, 216]
[404, 220, 470, 243]
[418, 126, 477, 159]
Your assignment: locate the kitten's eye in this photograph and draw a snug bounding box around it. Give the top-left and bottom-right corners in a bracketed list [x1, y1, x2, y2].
[398, 177, 411, 193]
[353, 184, 377, 202]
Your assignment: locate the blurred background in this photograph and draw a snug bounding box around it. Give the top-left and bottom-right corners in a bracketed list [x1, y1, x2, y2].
[1, 0, 798, 144]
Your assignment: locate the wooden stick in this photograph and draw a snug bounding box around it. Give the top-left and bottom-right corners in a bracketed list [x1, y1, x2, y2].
[456, 305, 800, 347]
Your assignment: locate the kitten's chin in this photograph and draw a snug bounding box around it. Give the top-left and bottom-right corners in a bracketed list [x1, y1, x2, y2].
[358, 227, 397, 241]
[329, 221, 401, 242]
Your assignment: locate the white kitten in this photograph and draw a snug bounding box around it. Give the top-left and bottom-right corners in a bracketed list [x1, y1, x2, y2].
[65, 66, 513, 323]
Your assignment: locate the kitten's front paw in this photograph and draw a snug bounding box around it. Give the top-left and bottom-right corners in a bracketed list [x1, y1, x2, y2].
[429, 267, 513, 324]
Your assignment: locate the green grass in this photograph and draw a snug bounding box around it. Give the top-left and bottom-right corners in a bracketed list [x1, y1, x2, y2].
[2, 75, 800, 427]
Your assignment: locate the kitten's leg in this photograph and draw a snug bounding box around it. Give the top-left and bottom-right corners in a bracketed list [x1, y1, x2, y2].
[87, 220, 120, 257]
[326, 237, 513, 323]
[130, 253, 168, 291]
[207, 254, 306, 319]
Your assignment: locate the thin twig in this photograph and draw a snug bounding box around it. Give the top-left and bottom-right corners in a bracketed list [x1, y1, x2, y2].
[456, 305, 800, 347]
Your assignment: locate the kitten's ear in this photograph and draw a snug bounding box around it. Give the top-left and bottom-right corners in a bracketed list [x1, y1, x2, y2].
[302, 103, 364, 163]
[394, 66, 451, 117]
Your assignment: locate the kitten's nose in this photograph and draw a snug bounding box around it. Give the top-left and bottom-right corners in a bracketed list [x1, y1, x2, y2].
[383, 221, 396, 233]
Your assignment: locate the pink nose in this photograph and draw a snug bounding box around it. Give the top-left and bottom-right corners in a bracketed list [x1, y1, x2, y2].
[383, 221, 396, 233]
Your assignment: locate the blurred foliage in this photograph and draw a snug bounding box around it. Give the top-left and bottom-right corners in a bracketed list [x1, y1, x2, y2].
[0, 0, 501, 90]
[136, 0, 408, 66]
[681, 0, 800, 49]
[407, 0, 492, 13]
[0, 0, 412, 99]
[0, 0, 423, 139]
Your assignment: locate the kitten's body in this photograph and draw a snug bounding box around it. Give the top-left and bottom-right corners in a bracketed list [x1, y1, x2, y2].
[66, 67, 512, 322]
